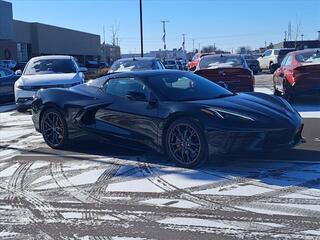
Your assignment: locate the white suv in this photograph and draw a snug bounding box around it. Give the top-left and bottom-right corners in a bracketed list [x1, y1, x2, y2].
[14, 55, 87, 112]
[258, 48, 295, 73]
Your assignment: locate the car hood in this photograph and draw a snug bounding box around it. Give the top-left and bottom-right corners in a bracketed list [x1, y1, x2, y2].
[19, 73, 81, 86]
[193, 92, 301, 127]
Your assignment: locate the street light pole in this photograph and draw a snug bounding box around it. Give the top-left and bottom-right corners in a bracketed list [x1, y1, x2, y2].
[139, 0, 143, 57]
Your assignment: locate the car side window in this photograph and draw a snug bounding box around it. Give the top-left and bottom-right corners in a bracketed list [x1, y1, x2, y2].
[281, 55, 288, 66]
[105, 77, 150, 98]
[264, 50, 272, 57]
[0, 69, 11, 78]
[284, 55, 293, 66]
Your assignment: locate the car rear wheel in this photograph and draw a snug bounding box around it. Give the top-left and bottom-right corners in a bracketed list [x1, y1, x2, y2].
[41, 108, 68, 149]
[16, 106, 28, 113]
[250, 65, 258, 75]
[282, 80, 294, 103]
[165, 119, 208, 168]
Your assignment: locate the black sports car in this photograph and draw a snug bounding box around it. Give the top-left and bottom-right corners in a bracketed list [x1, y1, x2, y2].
[32, 70, 303, 168]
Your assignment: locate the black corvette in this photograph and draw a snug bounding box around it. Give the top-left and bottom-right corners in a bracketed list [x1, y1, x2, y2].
[32, 70, 303, 167]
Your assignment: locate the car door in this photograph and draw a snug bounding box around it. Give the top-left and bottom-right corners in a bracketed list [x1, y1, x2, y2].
[276, 55, 293, 91]
[0, 69, 17, 101]
[94, 76, 160, 150]
[260, 50, 272, 69]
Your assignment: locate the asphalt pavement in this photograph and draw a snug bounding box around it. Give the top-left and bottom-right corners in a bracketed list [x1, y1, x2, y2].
[0, 73, 320, 240]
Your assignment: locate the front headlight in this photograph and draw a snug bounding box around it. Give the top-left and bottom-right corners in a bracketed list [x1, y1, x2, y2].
[202, 107, 255, 121]
[16, 84, 32, 90]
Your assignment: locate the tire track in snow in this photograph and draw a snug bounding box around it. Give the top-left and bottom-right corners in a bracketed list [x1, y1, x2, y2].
[5, 161, 79, 240]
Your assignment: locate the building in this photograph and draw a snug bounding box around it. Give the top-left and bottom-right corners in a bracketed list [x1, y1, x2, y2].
[0, 0, 101, 64]
[122, 48, 187, 60]
[273, 40, 320, 50]
[101, 43, 121, 65]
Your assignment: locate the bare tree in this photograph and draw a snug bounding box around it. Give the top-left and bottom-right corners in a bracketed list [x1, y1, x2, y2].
[110, 22, 120, 46]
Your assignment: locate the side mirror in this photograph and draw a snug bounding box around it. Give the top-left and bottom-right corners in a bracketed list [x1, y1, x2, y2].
[79, 67, 88, 73]
[15, 69, 22, 75]
[217, 81, 228, 89]
[126, 91, 146, 101]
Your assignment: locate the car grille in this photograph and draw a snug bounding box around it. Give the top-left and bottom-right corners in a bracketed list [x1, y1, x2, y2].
[22, 82, 80, 91]
[264, 129, 296, 145]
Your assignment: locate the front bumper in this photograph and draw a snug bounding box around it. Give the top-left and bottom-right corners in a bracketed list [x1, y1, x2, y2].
[15, 88, 36, 108]
[206, 125, 304, 155]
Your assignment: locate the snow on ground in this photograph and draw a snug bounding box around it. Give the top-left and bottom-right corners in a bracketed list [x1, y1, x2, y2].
[0, 82, 320, 239]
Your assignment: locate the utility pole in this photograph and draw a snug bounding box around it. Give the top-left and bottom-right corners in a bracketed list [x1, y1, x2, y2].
[161, 20, 169, 50]
[182, 34, 186, 52]
[139, 0, 144, 57]
[102, 25, 106, 62]
[192, 39, 195, 53]
[198, 43, 201, 53]
[284, 31, 287, 42]
[301, 34, 304, 41]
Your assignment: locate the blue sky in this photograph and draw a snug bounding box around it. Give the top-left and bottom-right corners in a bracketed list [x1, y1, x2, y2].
[8, 0, 320, 53]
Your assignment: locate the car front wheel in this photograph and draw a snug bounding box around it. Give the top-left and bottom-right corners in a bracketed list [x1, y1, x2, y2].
[165, 119, 208, 168]
[41, 108, 68, 149]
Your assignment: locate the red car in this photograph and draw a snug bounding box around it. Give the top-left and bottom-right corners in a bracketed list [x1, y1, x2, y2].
[194, 54, 255, 92]
[273, 48, 320, 101]
[187, 52, 214, 71]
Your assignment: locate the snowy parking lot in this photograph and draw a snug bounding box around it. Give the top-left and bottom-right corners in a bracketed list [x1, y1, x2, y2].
[1, 74, 320, 239]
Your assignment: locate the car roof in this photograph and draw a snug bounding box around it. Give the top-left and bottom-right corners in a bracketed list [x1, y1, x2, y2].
[289, 48, 320, 55]
[116, 57, 159, 61]
[106, 69, 182, 79]
[29, 55, 72, 61]
[201, 54, 243, 59]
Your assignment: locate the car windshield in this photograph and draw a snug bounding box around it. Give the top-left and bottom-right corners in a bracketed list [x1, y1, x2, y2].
[24, 58, 77, 75]
[164, 60, 176, 65]
[296, 51, 320, 64]
[110, 59, 162, 72]
[199, 55, 244, 69]
[146, 72, 234, 101]
[244, 55, 254, 60]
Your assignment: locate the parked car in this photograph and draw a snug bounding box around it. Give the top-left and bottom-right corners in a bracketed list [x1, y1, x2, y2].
[177, 60, 187, 70]
[0, 67, 20, 103]
[13, 61, 27, 72]
[32, 70, 303, 168]
[242, 54, 260, 74]
[163, 60, 179, 70]
[14, 55, 86, 112]
[85, 60, 100, 69]
[187, 53, 214, 71]
[109, 57, 164, 73]
[273, 48, 320, 101]
[99, 62, 109, 68]
[0, 60, 17, 69]
[258, 48, 295, 73]
[194, 54, 254, 92]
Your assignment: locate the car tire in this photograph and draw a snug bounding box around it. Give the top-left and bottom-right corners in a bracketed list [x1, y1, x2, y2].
[165, 119, 208, 168]
[250, 65, 258, 74]
[16, 106, 28, 113]
[269, 62, 275, 73]
[41, 108, 68, 149]
[282, 80, 294, 103]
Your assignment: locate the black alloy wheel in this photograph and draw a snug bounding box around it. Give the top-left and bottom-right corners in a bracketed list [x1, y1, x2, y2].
[41, 109, 68, 149]
[166, 119, 207, 168]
